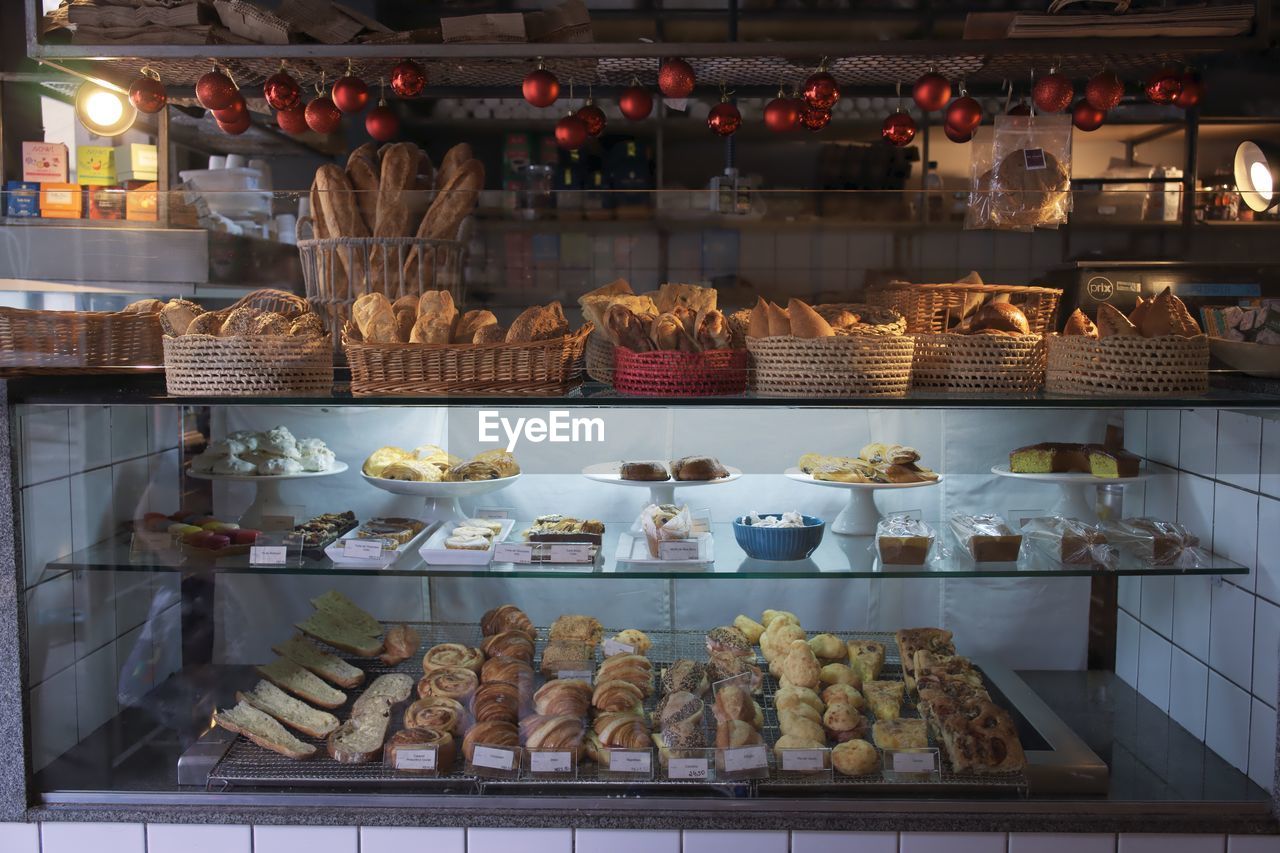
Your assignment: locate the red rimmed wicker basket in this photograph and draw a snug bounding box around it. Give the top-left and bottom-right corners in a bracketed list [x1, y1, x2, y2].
[0, 307, 162, 374]
[611, 347, 750, 397]
[910, 333, 1047, 395]
[1045, 333, 1210, 397]
[867, 282, 1063, 334]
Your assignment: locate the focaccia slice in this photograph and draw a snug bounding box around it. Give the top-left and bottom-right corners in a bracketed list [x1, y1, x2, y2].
[863, 680, 905, 721]
[935, 699, 1026, 774]
[894, 628, 955, 692]
[872, 718, 928, 750]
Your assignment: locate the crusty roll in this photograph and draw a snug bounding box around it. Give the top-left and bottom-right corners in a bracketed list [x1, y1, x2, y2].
[474, 324, 506, 344]
[1097, 302, 1140, 338]
[787, 299, 835, 339]
[747, 297, 770, 338]
[605, 304, 655, 351]
[1129, 295, 1151, 329]
[392, 294, 420, 314]
[1063, 308, 1098, 338]
[394, 308, 415, 342]
[1139, 287, 1200, 337]
[353, 292, 397, 343]
[455, 309, 498, 343]
[160, 299, 203, 336]
[651, 312, 695, 351]
[695, 308, 731, 350]
[967, 301, 1029, 336]
[766, 301, 791, 336]
[506, 302, 569, 343]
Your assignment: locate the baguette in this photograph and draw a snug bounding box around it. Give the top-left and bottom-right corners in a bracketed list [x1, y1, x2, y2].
[368, 143, 420, 289]
[272, 634, 365, 689]
[346, 147, 380, 235]
[237, 680, 340, 738]
[403, 159, 484, 286]
[315, 164, 368, 292]
[437, 143, 473, 188]
[257, 658, 348, 709]
[214, 701, 316, 760]
[297, 609, 385, 657]
[308, 177, 328, 240]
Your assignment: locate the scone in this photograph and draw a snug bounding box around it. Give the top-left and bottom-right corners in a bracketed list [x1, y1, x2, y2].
[832, 739, 880, 776]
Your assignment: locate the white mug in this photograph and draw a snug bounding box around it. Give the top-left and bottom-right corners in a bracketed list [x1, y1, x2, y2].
[207, 155, 227, 170]
[224, 154, 247, 170]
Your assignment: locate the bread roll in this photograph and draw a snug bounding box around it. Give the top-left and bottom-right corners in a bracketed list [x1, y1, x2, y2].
[250, 312, 290, 336]
[695, 309, 731, 350]
[787, 299, 835, 338]
[651, 312, 691, 351]
[747, 297, 770, 338]
[473, 324, 506, 344]
[417, 290, 459, 332]
[392, 294, 419, 314]
[354, 293, 398, 343]
[967, 301, 1029, 336]
[220, 307, 259, 337]
[1140, 288, 1200, 337]
[1097, 302, 1139, 338]
[394, 308, 415, 342]
[410, 314, 453, 344]
[455, 309, 498, 343]
[604, 304, 654, 351]
[507, 302, 569, 343]
[766, 302, 791, 336]
[186, 311, 226, 336]
[1129, 295, 1150, 329]
[1063, 308, 1098, 338]
[160, 299, 203, 336]
[123, 298, 163, 314]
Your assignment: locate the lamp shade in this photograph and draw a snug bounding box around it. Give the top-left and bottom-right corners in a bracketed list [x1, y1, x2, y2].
[74, 82, 137, 137]
[1235, 140, 1280, 213]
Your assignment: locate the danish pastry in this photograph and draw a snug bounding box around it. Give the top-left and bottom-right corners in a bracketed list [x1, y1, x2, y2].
[417, 666, 479, 704]
[462, 720, 518, 763]
[422, 643, 483, 674]
[481, 604, 535, 639]
[403, 696, 467, 736]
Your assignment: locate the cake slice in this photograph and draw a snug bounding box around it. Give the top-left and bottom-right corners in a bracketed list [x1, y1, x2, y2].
[863, 680, 905, 721]
[1086, 446, 1141, 478]
[272, 634, 365, 689]
[237, 680, 339, 738]
[257, 658, 347, 709]
[214, 701, 316, 760]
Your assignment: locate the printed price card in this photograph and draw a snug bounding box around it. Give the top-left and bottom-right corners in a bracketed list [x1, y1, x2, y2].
[471, 745, 517, 775]
[602, 638, 634, 657]
[721, 745, 767, 773]
[548, 543, 593, 563]
[475, 507, 510, 519]
[780, 749, 826, 772]
[529, 750, 574, 774]
[658, 539, 700, 561]
[668, 756, 710, 781]
[607, 749, 652, 774]
[249, 545, 287, 566]
[494, 543, 534, 563]
[392, 748, 437, 772]
[342, 539, 383, 559]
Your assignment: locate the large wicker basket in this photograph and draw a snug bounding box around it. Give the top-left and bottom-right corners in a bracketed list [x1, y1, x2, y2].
[0, 307, 162, 373]
[746, 335, 915, 398]
[1046, 334, 1210, 397]
[612, 347, 749, 397]
[727, 302, 905, 347]
[867, 282, 1063, 334]
[343, 324, 590, 396]
[911, 333, 1047, 395]
[585, 329, 615, 384]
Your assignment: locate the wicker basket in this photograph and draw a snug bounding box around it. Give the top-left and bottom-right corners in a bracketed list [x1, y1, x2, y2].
[163, 335, 333, 397]
[0, 307, 162, 373]
[585, 329, 615, 384]
[298, 235, 464, 350]
[343, 324, 590, 396]
[727, 302, 905, 347]
[867, 282, 1063, 334]
[746, 335, 915, 398]
[612, 347, 749, 397]
[911, 333, 1047, 395]
[1046, 334, 1210, 397]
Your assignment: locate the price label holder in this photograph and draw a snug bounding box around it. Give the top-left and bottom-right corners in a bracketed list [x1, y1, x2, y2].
[716, 744, 769, 781]
[129, 530, 183, 565]
[249, 532, 302, 568]
[553, 667, 593, 684]
[883, 747, 940, 781]
[600, 747, 653, 781]
[664, 748, 715, 782]
[711, 671, 755, 701]
[494, 543, 596, 565]
[657, 539, 701, 561]
[386, 745, 440, 776]
[494, 543, 534, 564]
[689, 507, 713, 535]
[523, 747, 577, 780]
[467, 744, 521, 779]
[601, 637, 634, 657]
[777, 747, 832, 782]
[260, 504, 305, 532]
[547, 543, 594, 563]
[475, 507, 512, 520]
[341, 538, 385, 560]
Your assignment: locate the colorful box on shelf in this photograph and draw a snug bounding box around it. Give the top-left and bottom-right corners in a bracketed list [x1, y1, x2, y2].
[22, 141, 68, 183]
[3, 181, 39, 217]
[77, 146, 118, 186]
[118, 143, 158, 183]
[38, 183, 82, 219]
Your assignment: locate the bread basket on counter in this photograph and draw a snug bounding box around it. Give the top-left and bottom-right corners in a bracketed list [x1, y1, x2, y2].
[911, 333, 1047, 395]
[746, 335, 915, 398]
[867, 282, 1062, 334]
[0, 306, 163, 374]
[1045, 333, 1210, 397]
[611, 346, 749, 397]
[584, 328, 616, 383]
[727, 302, 906, 347]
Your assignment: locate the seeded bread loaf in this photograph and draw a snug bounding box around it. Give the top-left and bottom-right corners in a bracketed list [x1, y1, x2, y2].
[237, 679, 340, 738]
[271, 634, 365, 689]
[214, 701, 316, 760]
[256, 658, 348, 709]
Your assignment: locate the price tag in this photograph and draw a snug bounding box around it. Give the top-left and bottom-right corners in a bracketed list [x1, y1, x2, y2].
[342, 538, 383, 559]
[722, 745, 767, 772]
[890, 751, 937, 773]
[476, 507, 510, 519]
[608, 750, 652, 773]
[668, 757, 709, 780]
[472, 746, 515, 771]
[602, 638, 634, 657]
[495, 543, 533, 563]
[556, 669, 593, 683]
[780, 749, 826, 772]
[249, 545, 287, 566]
[530, 751, 573, 773]
[548, 543, 593, 563]
[393, 748, 437, 771]
[658, 539, 700, 561]
[260, 510, 301, 532]
[1023, 148, 1047, 171]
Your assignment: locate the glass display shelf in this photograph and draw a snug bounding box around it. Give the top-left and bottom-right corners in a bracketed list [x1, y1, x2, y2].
[45, 521, 1249, 580]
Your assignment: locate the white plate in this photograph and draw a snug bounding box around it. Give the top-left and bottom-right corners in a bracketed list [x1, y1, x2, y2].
[582, 461, 743, 487]
[615, 531, 714, 565]
[361, 472, 521, 497]
[188, 461, 348, 482]
[783, 467, 944, 490]
[324, 519, 435, 569]
[420, 518, 517, 566]
[990, 464, 1149, 484]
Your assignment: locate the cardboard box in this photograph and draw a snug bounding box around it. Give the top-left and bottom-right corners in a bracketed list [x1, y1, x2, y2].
[22, 142, 68, 183]
[88, 186, 127, 220]
[118, 144, 158, 183]
[77, 146, 118, 186]
[39, 183, 83, 219]
[4, 181, 39, 217]
[124, 180, 158, 221]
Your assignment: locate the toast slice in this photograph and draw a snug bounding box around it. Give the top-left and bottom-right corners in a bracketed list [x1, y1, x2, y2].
[296, 609, 385, 657]
[328, 705, 393, 764]
[237, 679, 340, 739]
[310, 590, 383, 639]
[214, 701, 316, 760]
[273, 634, 366, 689]
[351, 673, 414, 716]
[257, 658, 348, 709]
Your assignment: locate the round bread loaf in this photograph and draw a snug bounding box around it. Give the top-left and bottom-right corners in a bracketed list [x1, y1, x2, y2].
[620, 461, 669, 481]
[967, 302, 1029, 336]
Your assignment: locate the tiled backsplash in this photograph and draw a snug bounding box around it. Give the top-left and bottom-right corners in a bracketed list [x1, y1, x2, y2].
[16, 404, 185, 771]
[1117, 409, 1280, 791]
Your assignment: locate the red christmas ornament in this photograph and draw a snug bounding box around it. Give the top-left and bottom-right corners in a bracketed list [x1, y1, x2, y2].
[764, 95, 801, 132]
[523, 67, 560, 108]
[912, 72, 951, 112]
[577, 102, 607, 137]
[1085, 71, 1124, 111]
[196, 69, 237, 111]
[1072, 99, 1105, 131]
[555, 113, 588, 149]
[276, 103, 308, 134]
[1032, 72, 1074, 113]
[263, 71, 301, 111]
[881, 111, 917, 147]
[946, 96, 983, 133]
[945, 123, 973, 143]
[128, 73, 166, 114]
[365, 102, 398, 141]
[332, 75, 369, 114]
[389, 60, 426, 98]
[1007, 101, 1032, 116]
[658, 58, 696, 99]
[1173, 72, 1204, 109]
[802, 70, 840, 109]
[218, 113, 250, 135]
[619, 84, 653, 121]
[305, 96, 342, 134]
[707, 101, 741, 137]
[1145, 68, 1182, 105]
[212, 94, 247, 124]
[801, 104, 831, 132]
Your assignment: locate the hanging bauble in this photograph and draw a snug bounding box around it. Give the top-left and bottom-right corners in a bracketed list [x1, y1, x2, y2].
[390, 60, 427, 98]
[945, 122, 973, 143]
[305, 95, 342, 134]
[708, 101, 742, 137]
[577, 101, 607, 137]
[212, 95, 247, 124]
[263, 70, 301, 111]
[1085, 71, 1124, 111]
[332, 75, 369, 114]
[1007, 101, 1032, 116]
[801, 104, 831, 132]
[619, 84, 653, 120]
[128, 72, 166, 114]
[802, 70, 840, 109]
[365, 102, 398, 141]
[881, 111, 916, 147]
[218, 113, 250, 135]
[523, 67, 560, 108]
[196, 69, 237, 111]
[555, 113, 588, 149]
[1145, 68, 1182, 105]
[276, 103, 308, 134]
[764, 95, 801, 132]
[946, 96, 983, 133]
[1032, 72, 1074, 113]
[1072, 99, 1106, 131]
[912, 71, 951, 112]
[1173, 72, 1204, 109]
[659, 58, 696, 99]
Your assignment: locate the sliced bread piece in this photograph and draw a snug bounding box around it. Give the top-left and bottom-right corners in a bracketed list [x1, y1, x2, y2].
[257, 658, 348, 709]
[296, 610, 385, 657]
[327, 706, 392, 763]
[237, 680, 340, 739]
[273, 634, 366, 689]
[351, 673, 415, 716]
[214, 701, 316, 760]
[310, 590, 383, 639]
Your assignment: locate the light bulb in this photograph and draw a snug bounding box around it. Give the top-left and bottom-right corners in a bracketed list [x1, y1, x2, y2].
[85, 90, 124, 126]
[1250, 160, 1274, 200]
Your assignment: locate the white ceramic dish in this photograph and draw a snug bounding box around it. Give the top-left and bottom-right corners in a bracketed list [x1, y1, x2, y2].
[323, 519, 434, 569]
[361, 472, 521, 523]
[783, 467, 943, 535]
[419, 517, 517, 566]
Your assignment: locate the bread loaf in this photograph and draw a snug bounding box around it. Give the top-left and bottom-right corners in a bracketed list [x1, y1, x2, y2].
[309, 177, 328, 239]
[272, 634, 365, 689]
[605, 304, 654, 351]
[507, 302, 568, 343]
[346, 147, 380, 235]
[474, 324, 506, 344]
[353, 293, 398, 343]
[160, 299, 203, 336]
[394, 308, 415, 342]
[256, 658, 348, 709]
[455, 309, 498, 343]
[410, 314, 453, 344]
[437, 143, 473, 187]
[392, 294, 419, 314]
[1063, 308, 1098, 338]
[186, 311, 226, 336]
[215, 701, 316, 760]
[237, 679, 340, 738]
[656, 283, 716, 315]
[967, 302, 1029, 336]
[787, 299, 835, 338]
[695, 309, 731, 350]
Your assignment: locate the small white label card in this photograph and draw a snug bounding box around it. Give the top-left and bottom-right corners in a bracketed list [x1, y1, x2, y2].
[475, 507, 511, 519]
[779, 748, 828, 773]
[391, 747, 437, 773]
[249, 545, 288, 566]
[342, 538, 383, 559]
[526, 748, 576, 778]
[548, 543, 593, 563]
[469, 744, 519, 778]
[658, 539, 700, 561]
[1023, 148, 1047, 170]
[494, 543, 534, 563]
[555, 669, 593, 683]
[603, 748, 652, 779]
[667, 752, 712, 781]
[260, 504, 304, 531]
[602, 637, 634, 657]
[884, 748, 940, 779]
[719, 744, 768, 778]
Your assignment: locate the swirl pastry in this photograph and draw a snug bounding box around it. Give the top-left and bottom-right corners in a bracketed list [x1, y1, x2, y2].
[520, 714, 586, 751]
[403, 696, 468, 736]
[706, 626, 752, 657]
[533, 678, 592, 718]
[480, 630, 535, 663]
[387, 727, 455, 774]
[417, 666, 479, 704]
[592, 679, 644, 714]
[652, 690, 703, 731]
[823, 702, 869, 743]
[422, 643, 483, 674]
[660, 659, 709, 697]
[549, 614, 604, 646]
[715, 719, 763, 749]
[480, 604, 535, 640]
[462, 720, 519, 763]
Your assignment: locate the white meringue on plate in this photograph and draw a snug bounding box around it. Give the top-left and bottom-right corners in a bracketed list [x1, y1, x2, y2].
[258, 456, 303, 476]
[212, 455, 257, 476]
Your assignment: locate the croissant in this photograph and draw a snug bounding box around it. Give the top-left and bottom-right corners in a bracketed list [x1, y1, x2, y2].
[462, 720, 518, 762]
[470, 681, 522, 725]
[533, 678, 593, 718]
[592, 679, 645, 714]
[480, 630, 535, 663]
[422, 643, 483, 674]
[481, 656, 534, 688]
[417, 666, 478, 704]
[520, 714, 585, 751]
[593, 711, 652, 748]
[480, 604, 535, 639]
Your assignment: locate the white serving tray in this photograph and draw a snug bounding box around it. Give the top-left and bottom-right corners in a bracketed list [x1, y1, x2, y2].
[615, 531, 714, 565]
[323, 520, 434, 569]
[419, 518, 517, 566]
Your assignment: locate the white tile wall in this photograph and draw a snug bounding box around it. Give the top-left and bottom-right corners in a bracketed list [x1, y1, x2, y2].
[1253, 597, 1280, 708]
[1174, 575, 1213, 661]
[470, 828, 573, 853]
[0, 822, 39, 853]
[74, 642, 117, 738]
[1147, 411, 1182, 467]
[21, 407, 70, 485]
[22, 477, 72, 588]
[148, 824, 251, 853]
[1142, 576, 1175, 639]
[1211, 580, 1257, 690]
[1229, 836, 1280, 852]
[253, 826, 358, 853]
[1138, 626, 1173, 712]
[26, 571, 74, 684]
[1118, 836, 1225, 853]
[1214, 485, 1259, 585]
[1169, 645, 1210, 740]
[1177, 473, 1214, 550]
[1261, 419, 1280, 499]
[576, 830, 680, 853]
[1118, 611, 1140, 685]
[1179, 410, 1219, 478]
[791, 831, 898, 853]
[41, 821, 145, 853]
[360, 827, 465, 853]
[1257, 497, 1280, 606]
[68, 405, 111, 472]
[70, 468, 115, 554]
[1206, 670, 1252, 773]
[1216, 412, 1262, 492]
[1009, 834, 1116, 853]
[1248, 697, 1277, 790]
[900, 833, 1008, 853]
[110, 406, 149, 461]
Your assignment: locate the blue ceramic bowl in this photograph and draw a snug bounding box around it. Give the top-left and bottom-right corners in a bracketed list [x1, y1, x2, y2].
[733, 514, 825, 561]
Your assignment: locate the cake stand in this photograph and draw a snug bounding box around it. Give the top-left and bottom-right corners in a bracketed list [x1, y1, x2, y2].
[783, 467, 943, 535]
[582, 462, 743, 511]
[361, 473, 521, 524]
[990, 465, 1150, 520]
[188, 462, 349, 527]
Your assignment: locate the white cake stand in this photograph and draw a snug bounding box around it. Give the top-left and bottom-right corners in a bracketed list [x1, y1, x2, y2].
[361, 473, 521, 523]
[188, 462, 349, 527]
[582, 462, 743, 510]
[990, 465, 1150, 520]
[783, 467, 943, 535]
